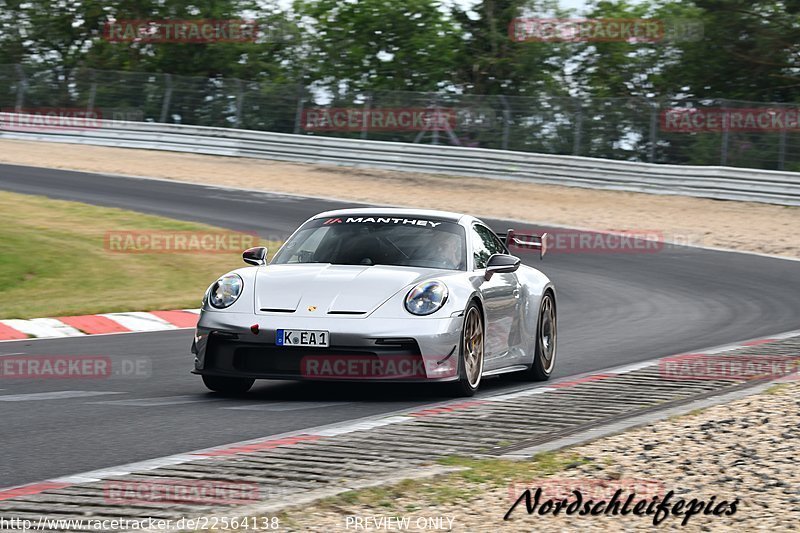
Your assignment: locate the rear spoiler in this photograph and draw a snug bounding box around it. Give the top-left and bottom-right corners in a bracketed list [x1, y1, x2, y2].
[497, 229, 547, 260]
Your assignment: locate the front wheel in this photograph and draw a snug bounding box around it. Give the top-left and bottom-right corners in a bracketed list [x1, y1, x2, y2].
[521, 292, 557, 381]
[202, 375, 255, 395]
[449, 302, 485, 397]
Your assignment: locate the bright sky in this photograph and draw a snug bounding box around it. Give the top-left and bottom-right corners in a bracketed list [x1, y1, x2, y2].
[272, 0, 594, 16]
[454, 0, 593, 15]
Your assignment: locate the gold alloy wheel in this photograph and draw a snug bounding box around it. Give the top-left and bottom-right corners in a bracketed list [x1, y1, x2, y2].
[463, 306, 485, 388]
[539, 294, 557, 374]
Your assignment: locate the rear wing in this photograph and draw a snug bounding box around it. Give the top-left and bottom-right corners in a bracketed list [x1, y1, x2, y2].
[496, 229, 547, 260]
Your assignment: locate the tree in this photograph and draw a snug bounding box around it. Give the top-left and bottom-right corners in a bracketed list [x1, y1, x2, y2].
[450, 0, 568, 96]
[293, 0, 460, 94]
[659, 0, 800, 102]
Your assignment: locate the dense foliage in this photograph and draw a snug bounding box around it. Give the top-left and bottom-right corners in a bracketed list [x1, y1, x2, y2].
[2, 0, 798, 168]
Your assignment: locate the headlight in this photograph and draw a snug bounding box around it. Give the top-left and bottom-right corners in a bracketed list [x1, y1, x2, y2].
[209, 274, 243, 309]
[405, 281, 448, 316]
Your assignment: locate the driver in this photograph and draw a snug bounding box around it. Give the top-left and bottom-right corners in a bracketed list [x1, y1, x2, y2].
[436, 232, 463, 269]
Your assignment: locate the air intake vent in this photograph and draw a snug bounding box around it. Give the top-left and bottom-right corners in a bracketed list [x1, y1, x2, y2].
[328, 311, 366, 315]
[260, 308, 295, 313]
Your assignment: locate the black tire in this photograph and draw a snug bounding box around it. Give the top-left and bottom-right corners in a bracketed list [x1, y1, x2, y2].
[449, 302, 485, 397]
[202, 375, 255, 395]
[521, 291, 557, 381]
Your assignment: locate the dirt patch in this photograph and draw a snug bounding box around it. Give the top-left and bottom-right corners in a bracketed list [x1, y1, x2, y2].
[0, 139, 797, 258]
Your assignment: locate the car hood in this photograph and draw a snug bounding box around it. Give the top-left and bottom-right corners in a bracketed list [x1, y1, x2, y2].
[254, 264, 439, 316]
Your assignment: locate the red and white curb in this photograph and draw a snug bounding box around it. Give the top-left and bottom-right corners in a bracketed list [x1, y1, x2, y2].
[1, 328, 797, 503]
[0, 310, 200, 341]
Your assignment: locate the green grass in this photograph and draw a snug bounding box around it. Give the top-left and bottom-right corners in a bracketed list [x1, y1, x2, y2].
[668, 407, 708, 422]
[313, 452, 590, 513]
[0, 190, 281, 319]
[764, 383, 790, 395]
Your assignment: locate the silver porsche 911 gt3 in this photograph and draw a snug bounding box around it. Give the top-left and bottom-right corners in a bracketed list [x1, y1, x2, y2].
[191, 208, 556, 396]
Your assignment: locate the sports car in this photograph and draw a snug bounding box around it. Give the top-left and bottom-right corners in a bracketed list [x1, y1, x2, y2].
[191, 208, 556, 396]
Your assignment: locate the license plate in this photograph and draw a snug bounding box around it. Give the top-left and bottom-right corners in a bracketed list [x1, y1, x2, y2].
[276, 329, 329, 347]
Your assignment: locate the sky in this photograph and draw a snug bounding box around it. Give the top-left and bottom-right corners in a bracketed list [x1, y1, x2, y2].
[455, 0, 593, 14]
[272, 0, 595, 16]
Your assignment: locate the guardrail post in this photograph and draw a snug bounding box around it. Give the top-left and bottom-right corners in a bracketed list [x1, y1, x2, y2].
[499, 95, 511, 151]
[234, 79, 244, 128]
[431, 96, 440, 145]
[778, 108, 787, 171]
[720, 130, 729, 165]
[87, 69, 97, 114]
[293, 83, 305, 135]
[361, 93, 371, 140]
[720, 100, 729, 166]
[573, 100, 583, 156]
[159, 74, 172, 123]
[14, 64, 27, 112]
[648, 100, 658, 162]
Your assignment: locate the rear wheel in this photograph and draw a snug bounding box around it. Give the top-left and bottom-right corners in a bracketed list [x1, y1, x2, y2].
[521, 292, 557, 381]
[202, 375, 255, 395]
[449, 302, 484, 397]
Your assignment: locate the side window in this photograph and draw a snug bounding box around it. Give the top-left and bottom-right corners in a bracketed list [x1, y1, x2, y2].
[472, 225, 506, 269]
[283, 226, 329, 262]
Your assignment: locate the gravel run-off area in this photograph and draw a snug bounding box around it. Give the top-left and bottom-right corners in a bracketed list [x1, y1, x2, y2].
[277, 381, 799, 532]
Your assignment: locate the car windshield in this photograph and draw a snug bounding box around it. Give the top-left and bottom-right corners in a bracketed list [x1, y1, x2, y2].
[272, 215, 467, 270]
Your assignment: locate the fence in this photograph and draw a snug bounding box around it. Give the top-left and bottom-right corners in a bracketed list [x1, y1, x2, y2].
[1, 113, 798, 206]
[2, 64, 800, 172]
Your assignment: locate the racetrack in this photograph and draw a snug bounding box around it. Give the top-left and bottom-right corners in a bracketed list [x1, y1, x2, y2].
[1, 163, 799, 489]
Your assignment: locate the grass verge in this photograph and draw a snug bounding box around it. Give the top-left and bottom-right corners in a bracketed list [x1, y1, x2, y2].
[0, 190, 280, 319]
[307, 452, 587, 515]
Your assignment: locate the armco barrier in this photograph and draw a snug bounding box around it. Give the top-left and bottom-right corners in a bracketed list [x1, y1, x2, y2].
[1, 113, 799, 206]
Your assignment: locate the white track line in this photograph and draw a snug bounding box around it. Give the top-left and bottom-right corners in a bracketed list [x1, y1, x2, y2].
[0, 391, 125, 402]
[87, 395, 223, 407]
[313, 415, 415, 437]
[605, 361, 659, 374]
[225, 401, 352, 412]
[52, 454, 200, 484]
[484, 387, 555, 403]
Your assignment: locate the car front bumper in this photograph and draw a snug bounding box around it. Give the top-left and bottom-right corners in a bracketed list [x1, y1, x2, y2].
[192, 310, 463, 382]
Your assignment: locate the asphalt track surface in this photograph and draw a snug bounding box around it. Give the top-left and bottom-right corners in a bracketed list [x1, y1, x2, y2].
[1, 163, 799, 489]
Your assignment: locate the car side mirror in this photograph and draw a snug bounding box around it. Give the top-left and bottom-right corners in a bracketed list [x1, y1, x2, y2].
[243, 246, 268, 266]
[484, 253, 520, 280]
